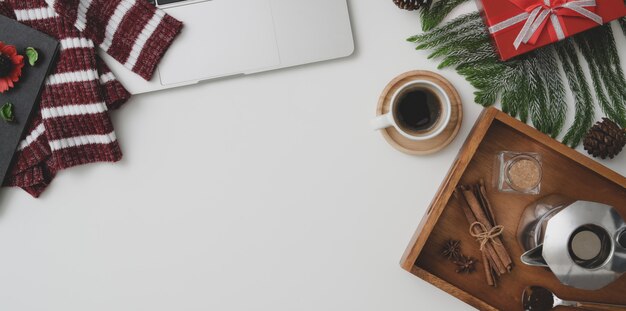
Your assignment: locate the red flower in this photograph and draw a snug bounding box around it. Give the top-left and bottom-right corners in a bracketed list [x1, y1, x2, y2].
[0, 41, 24, 93]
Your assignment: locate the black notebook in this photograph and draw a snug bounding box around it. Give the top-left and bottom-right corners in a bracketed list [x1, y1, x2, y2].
[0, 14, 59, 185]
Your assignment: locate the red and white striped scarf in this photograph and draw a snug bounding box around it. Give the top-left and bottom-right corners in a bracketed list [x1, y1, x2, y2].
[0, 0, 182, 197]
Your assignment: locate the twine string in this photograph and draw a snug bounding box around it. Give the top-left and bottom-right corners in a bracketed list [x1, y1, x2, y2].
[470, 222, 504, 251]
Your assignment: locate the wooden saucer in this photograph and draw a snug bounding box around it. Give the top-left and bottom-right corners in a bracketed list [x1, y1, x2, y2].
[376, 70, 463, 155]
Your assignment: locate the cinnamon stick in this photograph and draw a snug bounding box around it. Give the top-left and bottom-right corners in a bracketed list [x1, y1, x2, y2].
[479, 180, 497, 227]
[454, 190, 507, 275]
[478, 181, 513, 271]
[481, 251, 494, 287]
[474, 184, 494, 226]
[489, 257, 499, 287]
[461, 188, 513, 271]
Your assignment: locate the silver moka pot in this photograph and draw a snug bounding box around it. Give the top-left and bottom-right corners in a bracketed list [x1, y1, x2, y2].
[517, 195, 626, 290]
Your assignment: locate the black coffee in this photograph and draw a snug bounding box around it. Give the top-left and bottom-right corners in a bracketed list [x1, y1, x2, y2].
[395, 87, 441, 132]
[524, 287, 554, 311]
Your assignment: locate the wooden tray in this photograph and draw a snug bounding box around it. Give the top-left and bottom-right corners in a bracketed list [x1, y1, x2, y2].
[400, 108, 626, 310]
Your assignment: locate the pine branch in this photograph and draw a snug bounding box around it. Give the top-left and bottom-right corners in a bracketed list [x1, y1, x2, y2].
[501, 64, 530, 122]
[438, 42, 496, 69]
[408, 12, 626, 146]
[420, 0, 471, 31]
[469, 66, 503, 107]
[428, 36, 490, 59]
[457, 62, 507, 89]
[536, 47, 567, 137]
[596, 24, 626, 126]
[458, 59, 513, 108]
[574, 33, 620, 124]
[526, 56, 550, 133]
[556, 39, 594, 147]
[589, 26, 626, 125]
[410, 14, 485, 50]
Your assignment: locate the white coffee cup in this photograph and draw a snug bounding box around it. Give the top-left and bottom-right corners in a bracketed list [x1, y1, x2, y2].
[371, 80, 451, 141]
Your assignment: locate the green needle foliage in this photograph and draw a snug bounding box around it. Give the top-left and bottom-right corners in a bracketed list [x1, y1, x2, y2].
[408, 1, 626, 147]
[420, 0, 471, 31]
[555, 40, 594, 146]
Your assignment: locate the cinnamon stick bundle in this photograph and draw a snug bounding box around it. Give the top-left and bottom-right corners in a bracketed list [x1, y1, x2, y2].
[455, 180, 513, 287]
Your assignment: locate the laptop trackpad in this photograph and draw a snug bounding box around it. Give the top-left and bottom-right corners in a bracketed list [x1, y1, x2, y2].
[158, 0, 279, 85]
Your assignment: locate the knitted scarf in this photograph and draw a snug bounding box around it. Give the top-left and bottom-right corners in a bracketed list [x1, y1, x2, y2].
[0, 0, 182, 197]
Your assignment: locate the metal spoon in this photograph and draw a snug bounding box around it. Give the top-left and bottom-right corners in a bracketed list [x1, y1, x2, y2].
[522, 286, 626, 311]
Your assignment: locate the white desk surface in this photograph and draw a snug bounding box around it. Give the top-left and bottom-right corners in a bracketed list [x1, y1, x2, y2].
[1, 1, 625, 310]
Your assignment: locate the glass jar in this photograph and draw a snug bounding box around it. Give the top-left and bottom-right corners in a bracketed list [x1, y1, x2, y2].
[497, 151, 542, 194]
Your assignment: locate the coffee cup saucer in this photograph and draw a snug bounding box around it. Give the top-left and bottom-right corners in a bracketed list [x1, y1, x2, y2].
[376, 70, 462, 155]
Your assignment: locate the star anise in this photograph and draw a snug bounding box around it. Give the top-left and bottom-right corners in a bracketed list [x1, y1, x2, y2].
[454, 256, 477, 274]
[441, 239, 461, 260]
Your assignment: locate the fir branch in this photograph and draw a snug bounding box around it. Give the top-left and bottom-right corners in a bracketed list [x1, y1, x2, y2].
[409, 12, 626, 146]
[420, 0, 471, 31]
[589, 26, 626, 125]
[603, 24, 624, 74]
[469, 68, 502, 107]
[526, 56, 549, 133]
[457, 58, 513, 107]
[536, 47, 567, 137]
[457, 62, 507, 89]
[574, 33, 620, 124]
[410, 14, 485, 50]
[556, 39, 594, 147]
[408, 12, 481, 44]
[438, 44, 496, 69]
[595, 24, 626, 126]
[501, 64, 530, 122]
[427, 36, 490, 59]
[418, 26, 487, 51]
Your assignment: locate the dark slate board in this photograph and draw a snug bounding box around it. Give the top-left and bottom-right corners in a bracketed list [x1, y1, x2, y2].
[0, 14, 59, 185]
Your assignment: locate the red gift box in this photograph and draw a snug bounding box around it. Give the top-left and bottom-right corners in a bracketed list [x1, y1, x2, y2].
[477, 0, 626, 60]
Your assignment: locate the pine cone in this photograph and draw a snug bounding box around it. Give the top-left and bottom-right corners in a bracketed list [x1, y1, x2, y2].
[583, 118, 626, 159]
[392, 0, 430, 11]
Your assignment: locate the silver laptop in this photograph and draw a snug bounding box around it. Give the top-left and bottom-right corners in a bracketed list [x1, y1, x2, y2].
[100, 0, 354, 94]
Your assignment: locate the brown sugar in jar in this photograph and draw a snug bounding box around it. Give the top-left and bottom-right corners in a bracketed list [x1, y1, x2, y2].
[505, 155, 542, 193]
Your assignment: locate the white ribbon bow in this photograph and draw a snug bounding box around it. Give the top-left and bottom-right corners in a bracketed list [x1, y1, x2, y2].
[488, 0, 603, 50]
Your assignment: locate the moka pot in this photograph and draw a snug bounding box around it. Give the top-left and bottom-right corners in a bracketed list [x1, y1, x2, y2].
[518, 196, 626, 290]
